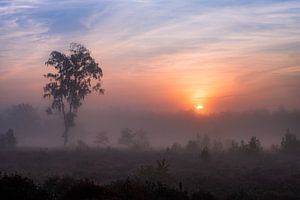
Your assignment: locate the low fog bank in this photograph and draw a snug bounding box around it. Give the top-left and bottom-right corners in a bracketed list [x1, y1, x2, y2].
[0, 104, 299, 148]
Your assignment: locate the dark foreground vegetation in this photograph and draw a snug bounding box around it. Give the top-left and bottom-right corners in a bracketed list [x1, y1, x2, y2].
[0, 151, 299, 200]
[0, 173, 218, 200]
[0, 134, 300, 200]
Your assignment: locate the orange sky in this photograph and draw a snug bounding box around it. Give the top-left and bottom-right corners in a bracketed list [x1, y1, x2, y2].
[1, 0, 300, 112]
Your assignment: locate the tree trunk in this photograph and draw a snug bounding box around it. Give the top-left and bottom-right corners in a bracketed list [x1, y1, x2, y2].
[62, 102, 68, 147]
[63, 126, 69, 146]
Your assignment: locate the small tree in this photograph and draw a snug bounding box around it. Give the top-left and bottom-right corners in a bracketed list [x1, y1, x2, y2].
[212, 139, 223, 153]
[43, 43, 104, 146]
[118, 128, 150, 150]
[281, 128, 300, 152]
[229, 140, 239, 152]
[0, 129, 17, 150]
[118, 128, 135, 148]
[185, 140, 199, 152]
[247, 136, 262, 154]
[134, 129, 150, 149]
[94, 131, 109, 148]
[170, 143, 183, 152]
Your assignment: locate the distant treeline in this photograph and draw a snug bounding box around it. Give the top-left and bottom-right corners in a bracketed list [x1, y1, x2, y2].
[1, 125, 300, 156]
[0, 103, 300, 147]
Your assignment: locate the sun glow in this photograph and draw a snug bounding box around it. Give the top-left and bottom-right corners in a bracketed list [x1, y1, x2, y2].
[196, 105, 204, 110]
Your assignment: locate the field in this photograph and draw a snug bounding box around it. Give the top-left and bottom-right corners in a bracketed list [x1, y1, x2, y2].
[0, 148, 299, 199]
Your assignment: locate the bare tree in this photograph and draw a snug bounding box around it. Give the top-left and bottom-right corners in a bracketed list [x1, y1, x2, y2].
[43, 43, 104, 146]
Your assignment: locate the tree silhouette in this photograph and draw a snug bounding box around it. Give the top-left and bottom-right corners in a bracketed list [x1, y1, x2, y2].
[200, 146, 210, 161]
[94, 131, 109, 148]
[248, 136, 262, 153]
[118, 128, 150, 150]
[0, 128, 17, 150]
[43, 43, 104, 146]
[281, 128, 300, 152]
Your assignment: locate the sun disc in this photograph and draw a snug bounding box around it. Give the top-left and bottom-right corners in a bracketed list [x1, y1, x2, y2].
[196, 105, 204, 110]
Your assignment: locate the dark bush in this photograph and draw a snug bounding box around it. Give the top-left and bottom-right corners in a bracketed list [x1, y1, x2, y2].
[0, 173, 47, 200]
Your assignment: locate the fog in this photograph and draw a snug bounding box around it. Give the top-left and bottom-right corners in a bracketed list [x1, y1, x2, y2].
[1, 104, 299, 148]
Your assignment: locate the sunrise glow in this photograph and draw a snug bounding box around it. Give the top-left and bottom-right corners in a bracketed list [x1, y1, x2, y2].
[196, 105, 204, 110]
[0, 0, 299, 112]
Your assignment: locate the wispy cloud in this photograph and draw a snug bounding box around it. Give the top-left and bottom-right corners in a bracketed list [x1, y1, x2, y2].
[1, 0, 300, 110]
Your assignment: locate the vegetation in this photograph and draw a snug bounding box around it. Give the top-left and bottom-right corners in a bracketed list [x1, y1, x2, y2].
[0, 101, 300, 199]
[43, 43, 104, 146]
[94, 131, 109, 148]
[0, 132, 299, 199]
[0, 129, 17, 150]
[118, 128, 150, 150]
[281, 128, 300, 152]
[0, 173, 219, 200]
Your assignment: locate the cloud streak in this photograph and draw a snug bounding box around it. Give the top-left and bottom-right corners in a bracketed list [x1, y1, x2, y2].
[0, 0, 300, 111]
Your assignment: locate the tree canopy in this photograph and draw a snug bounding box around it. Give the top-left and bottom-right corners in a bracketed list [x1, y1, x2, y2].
[44, 43, 104, 145]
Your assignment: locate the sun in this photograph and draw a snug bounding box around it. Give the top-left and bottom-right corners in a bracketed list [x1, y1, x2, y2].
[196, 105, 204, 110]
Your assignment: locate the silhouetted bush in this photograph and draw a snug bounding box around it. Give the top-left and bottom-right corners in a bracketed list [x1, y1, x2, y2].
[0, 173, 47, 200]
[247, 136, 262, 154]
[61, 179, 106, 200]
[281, 128, 300, 153]
[135, 159, 173, 184]
[0, 174, 220, 200]
[0, 129, 17, 150]
[43, 176, 78, 200]
[191, 190, 216, 200]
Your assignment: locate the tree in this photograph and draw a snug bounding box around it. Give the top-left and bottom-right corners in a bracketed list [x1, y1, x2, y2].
[76, 140, 89, 151]
[94, 131, 109, 148]
[134, 129, 150, 149]
[247, 136, 262, 154]
[212, 139, 223, 153]
[43, 43, 104, 146]
[185, 140, 199, 152]
[118, 128, 135, 148]
[118, 128, 150, 150]
[0, 129, 17, 150]
[170, 143, 183, 152]
[199, 135, 211, 149]
[229, 140, 239, 152]
[281, 128, 300, 152]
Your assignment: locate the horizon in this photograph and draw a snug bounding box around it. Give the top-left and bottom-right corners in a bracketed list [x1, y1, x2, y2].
[0, 2, 300, 199]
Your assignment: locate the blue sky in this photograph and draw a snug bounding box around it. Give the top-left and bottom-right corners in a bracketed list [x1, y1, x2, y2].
[0, 0, 300, 111]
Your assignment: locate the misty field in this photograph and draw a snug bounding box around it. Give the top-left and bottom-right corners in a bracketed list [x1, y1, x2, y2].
[0, 146, 299, 200]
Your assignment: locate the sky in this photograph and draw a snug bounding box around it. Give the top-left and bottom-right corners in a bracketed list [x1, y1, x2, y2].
[0, 0, 300, 113]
